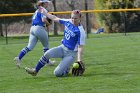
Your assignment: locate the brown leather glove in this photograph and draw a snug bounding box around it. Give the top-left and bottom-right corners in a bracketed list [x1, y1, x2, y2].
[45, 18, 52, 26]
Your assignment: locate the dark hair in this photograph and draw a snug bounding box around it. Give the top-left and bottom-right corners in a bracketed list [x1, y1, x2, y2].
[72, 10, 81, 17]
[36, 1, 45, 7]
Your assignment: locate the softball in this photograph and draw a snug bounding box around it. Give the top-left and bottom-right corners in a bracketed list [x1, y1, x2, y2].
[73, 63, 79, 68]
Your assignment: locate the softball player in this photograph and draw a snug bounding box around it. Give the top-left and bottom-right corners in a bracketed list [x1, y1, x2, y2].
[14, 0, 54, 68]
[25, 9, 86, 77]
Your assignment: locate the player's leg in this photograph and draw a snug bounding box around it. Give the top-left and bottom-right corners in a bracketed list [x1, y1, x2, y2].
[19, 33, 38, 59]
[43, 47, 49, 53]
[34, 27, 49, 52]
[14, 46, 31, 67]
[37, 28, 49, 54]
[35, 27, 54, 65]
[25, 45, 64, 76]
[14, 27, 38, 67]
[54, 51, 77, 77]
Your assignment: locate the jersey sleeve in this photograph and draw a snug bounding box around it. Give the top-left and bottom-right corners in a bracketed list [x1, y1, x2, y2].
[59, 19, 71, 24]
[59, 19, 66, 25]
[78, 26, 86, 45]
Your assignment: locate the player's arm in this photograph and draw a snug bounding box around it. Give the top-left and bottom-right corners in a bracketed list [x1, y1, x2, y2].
[46, 13, 60, 23]
[77, 27, 86, 61]
[40, 7, 60, 23]
[77, 45, 84, 61]
[42, 17, 51, 26]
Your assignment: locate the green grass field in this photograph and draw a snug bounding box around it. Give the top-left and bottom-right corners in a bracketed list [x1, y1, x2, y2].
[0, 33, 140, 93]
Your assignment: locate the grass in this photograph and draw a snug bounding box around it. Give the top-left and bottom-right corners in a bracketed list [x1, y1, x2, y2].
[0, 33, 140, 93]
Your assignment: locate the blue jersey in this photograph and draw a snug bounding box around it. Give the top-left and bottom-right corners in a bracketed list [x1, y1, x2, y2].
[59, 19, 86, 51]
[32, 9, 47, 26]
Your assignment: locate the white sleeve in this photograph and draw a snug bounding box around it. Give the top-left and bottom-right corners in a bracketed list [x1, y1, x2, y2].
[61, 19, 71, 21]
[78, 26, 86, 45]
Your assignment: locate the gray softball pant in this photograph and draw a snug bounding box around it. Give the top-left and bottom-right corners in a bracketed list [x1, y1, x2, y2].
[44, 44, 77, 76]
[27, 26, 49, 50]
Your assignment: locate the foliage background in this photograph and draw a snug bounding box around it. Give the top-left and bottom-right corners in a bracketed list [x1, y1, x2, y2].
[0, 0, 94, 36]
[0, 0, 140, 36]
[94, 0, 140, 33]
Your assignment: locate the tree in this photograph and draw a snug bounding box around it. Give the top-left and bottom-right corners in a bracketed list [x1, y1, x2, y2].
[65, 0, 77, 10]
[0, 0, 35, 36]
[0, 0, 95, 36]
[51, 0, 58, 35]
[94, 0, 140, 33]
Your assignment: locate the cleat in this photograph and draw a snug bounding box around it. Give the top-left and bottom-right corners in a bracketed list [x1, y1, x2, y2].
[46, 60, 55, 66]
[25, 67, 37, 76]
[14, 57, 21, 68]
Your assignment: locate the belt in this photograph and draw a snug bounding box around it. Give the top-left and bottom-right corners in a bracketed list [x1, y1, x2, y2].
[62, 45, 69, 51]
[61, 44, 77, 52]
[32, 25, 45, 27]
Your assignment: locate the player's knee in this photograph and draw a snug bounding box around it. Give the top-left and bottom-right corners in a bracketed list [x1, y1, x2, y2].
[53, 69, 63, 77]
[44, 52, 50, 59]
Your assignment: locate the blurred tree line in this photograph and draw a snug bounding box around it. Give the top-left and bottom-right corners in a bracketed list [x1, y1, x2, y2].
[1, 0, 140, 37]
[0, 0, 35, 36]
[94, 0, 140, 33]
[0, 0, 94, 36]
[0, 0, 35, 14]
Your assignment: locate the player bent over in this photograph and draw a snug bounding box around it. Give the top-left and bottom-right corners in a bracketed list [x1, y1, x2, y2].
[25, 9, 86, 77]
[14, 0, 55, 68]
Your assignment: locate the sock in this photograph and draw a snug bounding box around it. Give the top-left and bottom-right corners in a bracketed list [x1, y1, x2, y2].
[18, 47, 30, 60]
[43, 48, 49, 63]
[35, 61, 45, 72]
[43, 48, 49, 53]
[35, 55, 48, 72]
